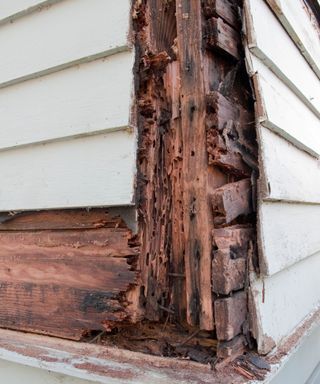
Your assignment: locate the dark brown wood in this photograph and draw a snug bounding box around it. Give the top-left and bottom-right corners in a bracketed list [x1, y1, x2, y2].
[205, 17, 240, 59]
[215, 291, 247, 341]
[202, 0, 240, 29]
[0, 210, 139, 339]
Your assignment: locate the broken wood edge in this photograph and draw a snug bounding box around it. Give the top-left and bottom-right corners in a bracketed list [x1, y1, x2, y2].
[0, 328, 249, 384]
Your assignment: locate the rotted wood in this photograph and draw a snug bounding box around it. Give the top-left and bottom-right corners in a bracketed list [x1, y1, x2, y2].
[206, 91, 257, 176]
[205, 17, 240, 59]
[211, 179, 253, 225]
[0, 210, 139, 339]
[212, 225, 254, 294]
[202, 0, 240, 29]
[176, 0, 215, 330]
[215, 291, 247, 341]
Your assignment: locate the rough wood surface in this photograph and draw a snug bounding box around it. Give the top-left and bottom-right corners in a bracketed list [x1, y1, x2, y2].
[203, 0, 240, 29]
[212, 179, 253, 225]
[205, 17, 240, 59]
[0, 210, 139, 339]
[215, 291, 247, 341]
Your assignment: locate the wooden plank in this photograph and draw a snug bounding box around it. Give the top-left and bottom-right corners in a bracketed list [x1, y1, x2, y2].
[265, 0, 320, 78]
[250, 251, 320, 353]
[205, 17, 240, 59]
[0, 52, 134, 150]
[176, 0, 215, 330]
[259, 127, 320, 204]
[0, 130, 136, 210]
[258, 202, 320, 276]
[0, 209, 128, 230]
[249, 57, 320, 157]
[245, 0, 320, 116]
[0, 0, 131, 85]
[0, 211, 139, 340]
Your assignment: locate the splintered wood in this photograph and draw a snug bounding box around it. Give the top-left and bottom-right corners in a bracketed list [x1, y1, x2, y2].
[135, 0, 258, 359]
[0, 210, 139, 339]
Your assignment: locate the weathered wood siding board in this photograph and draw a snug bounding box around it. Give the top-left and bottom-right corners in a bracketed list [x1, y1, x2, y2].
[0, 131, 136, 210]
[0, 210, 139, 339]
[250, 251, 320, 354]
[0, 53, 134, 150]
[258, 202, 320, 276]
[249, 57, 320, 157]
[265, 0, 320, 78]
[244, 0, 320, 354]
[246, 0, 320, 116]
[0, 0, 131, 86]
[259, 128, 320, 204]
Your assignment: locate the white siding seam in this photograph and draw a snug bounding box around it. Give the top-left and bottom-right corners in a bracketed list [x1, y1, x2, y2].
[0, 0, 63, 26]
[249, 45, 320, 119]
[0, 46, 130, 90]
[261, 198, 320, 206]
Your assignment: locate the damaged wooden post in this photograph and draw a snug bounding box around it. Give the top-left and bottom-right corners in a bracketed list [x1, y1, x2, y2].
[176, 0, 215, 330]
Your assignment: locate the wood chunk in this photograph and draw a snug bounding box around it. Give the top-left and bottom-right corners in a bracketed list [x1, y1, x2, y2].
[212, 226, 253, 294]
[212, 250, 246, 295]
[211, 179, 253, 225]
[205, 17, 240, 59]
[202, 0, 240, 29]
[0, 210, 139, 339]
[217, 335, 246, 359]
[206, 91, 257, 175]
[213, 225, 254, 251]
[215, 291, 247, 341]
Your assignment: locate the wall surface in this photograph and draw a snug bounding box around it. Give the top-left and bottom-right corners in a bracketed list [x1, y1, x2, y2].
[244, 0, 320, 353]
[0, 0, 136, 210]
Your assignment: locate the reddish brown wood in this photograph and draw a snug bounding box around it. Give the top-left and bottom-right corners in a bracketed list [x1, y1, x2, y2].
[217, 335, 247, 359]
[211, 179, 253, 225]
[0, 210, 139, 339]
[215, 291, 247, 341]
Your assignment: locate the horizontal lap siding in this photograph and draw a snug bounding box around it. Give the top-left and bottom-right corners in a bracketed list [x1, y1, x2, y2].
[246, 0, 320, 116]
[0, 0, 131, 85]
[244, 0, 320, 352]
[0, 0, 136, 210]
[265, 0, 320, 78]
[0, 53, 134, 149]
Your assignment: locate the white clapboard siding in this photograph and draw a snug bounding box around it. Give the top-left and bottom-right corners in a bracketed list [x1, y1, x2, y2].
[0, 52, 134, 150]
[250, 56, 320, 157]
[245, 0, 320, 116]
[259, 127, 320, 204]
[0, 0, 60, 23]
[0, 0, 131, 86]
[265, 0, 320, 78]
[0, 131, 136, 211]
[250, 251, 320, 354]
[259, 202, 320, 276]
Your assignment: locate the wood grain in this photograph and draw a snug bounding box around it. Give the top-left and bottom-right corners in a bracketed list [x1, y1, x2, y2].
[0, 209, 139, 339]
